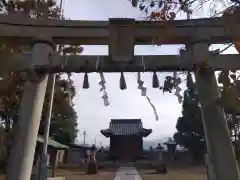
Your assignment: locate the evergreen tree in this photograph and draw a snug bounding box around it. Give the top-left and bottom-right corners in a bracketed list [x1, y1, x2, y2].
[0, 0, 80, 159]
[173, 72, 205, 160]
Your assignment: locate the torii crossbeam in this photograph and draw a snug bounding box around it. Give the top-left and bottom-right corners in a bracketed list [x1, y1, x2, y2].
[0, 53, 240, 74]
[0, 14, 238, 45]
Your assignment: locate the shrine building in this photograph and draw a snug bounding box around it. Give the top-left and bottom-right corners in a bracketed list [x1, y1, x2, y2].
[101, 119, 152, 161]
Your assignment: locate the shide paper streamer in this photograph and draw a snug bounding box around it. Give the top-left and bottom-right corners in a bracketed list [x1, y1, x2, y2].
[146, 96, 159, 121]
[96, 57, 109, 107]
[99, 72, 110, 107]
[137, 72, 159, 121]
[93, 56, 181, 116]
[173, 72, 183, 104]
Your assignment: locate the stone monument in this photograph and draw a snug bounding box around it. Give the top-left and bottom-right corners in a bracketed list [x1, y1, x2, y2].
[165, 138, 177, 162]
[86, 145, 98, 174]
[155, 143, 167, 174]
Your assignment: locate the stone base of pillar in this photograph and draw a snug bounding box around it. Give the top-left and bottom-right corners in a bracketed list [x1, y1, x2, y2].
[155, 162, 167, 174]
[87, 162, 98, 174]
[205, 154, 216, 180]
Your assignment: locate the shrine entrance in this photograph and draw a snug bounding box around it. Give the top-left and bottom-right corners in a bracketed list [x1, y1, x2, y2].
[118, 137, 137, 161]
[101, 119, 151, 162]
[0, 11, 240, 180]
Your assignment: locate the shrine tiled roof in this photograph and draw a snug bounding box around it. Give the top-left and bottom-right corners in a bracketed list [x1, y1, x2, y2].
[37, 136, 68, 149]
[100, 119, 152, 137]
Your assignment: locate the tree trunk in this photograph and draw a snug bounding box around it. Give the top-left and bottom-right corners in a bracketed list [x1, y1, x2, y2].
[5, 117, 11, 159]
[6, 115, 19, 161]
[233, 113, 238, 142]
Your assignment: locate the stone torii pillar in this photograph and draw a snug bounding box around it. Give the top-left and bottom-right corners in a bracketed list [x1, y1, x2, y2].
[5, 38, 55, 180]
[191, 41, 240, 180]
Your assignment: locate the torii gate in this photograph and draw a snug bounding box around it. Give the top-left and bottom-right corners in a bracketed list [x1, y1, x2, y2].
[0, 14, 240, 180]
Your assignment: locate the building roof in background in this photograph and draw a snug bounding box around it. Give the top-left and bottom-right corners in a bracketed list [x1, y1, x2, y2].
[165, 138, 176, 145]
[69, 143, 92, 149]
[101, 119, 152, 137]
[37, 136, 68, 149]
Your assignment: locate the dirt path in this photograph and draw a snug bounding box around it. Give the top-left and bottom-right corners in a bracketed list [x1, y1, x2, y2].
[64, 171, 116, 180]
[54, 168, 116, 180]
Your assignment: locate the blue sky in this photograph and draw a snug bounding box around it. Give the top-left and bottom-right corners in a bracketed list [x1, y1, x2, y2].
[61, 0, 238, 146]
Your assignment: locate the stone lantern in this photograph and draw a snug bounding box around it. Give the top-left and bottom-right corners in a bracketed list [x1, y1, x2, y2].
[86, 144, 98, 174]
[165, 138, 177, 161]
[155, 143, 167, 174]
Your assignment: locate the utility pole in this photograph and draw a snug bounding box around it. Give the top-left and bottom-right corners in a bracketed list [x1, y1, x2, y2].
[83, 131, 87, 145]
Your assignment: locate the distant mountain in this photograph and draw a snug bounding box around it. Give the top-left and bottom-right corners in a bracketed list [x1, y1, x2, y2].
[143, 137, 188, 151]
[143, 137, 169, 150]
